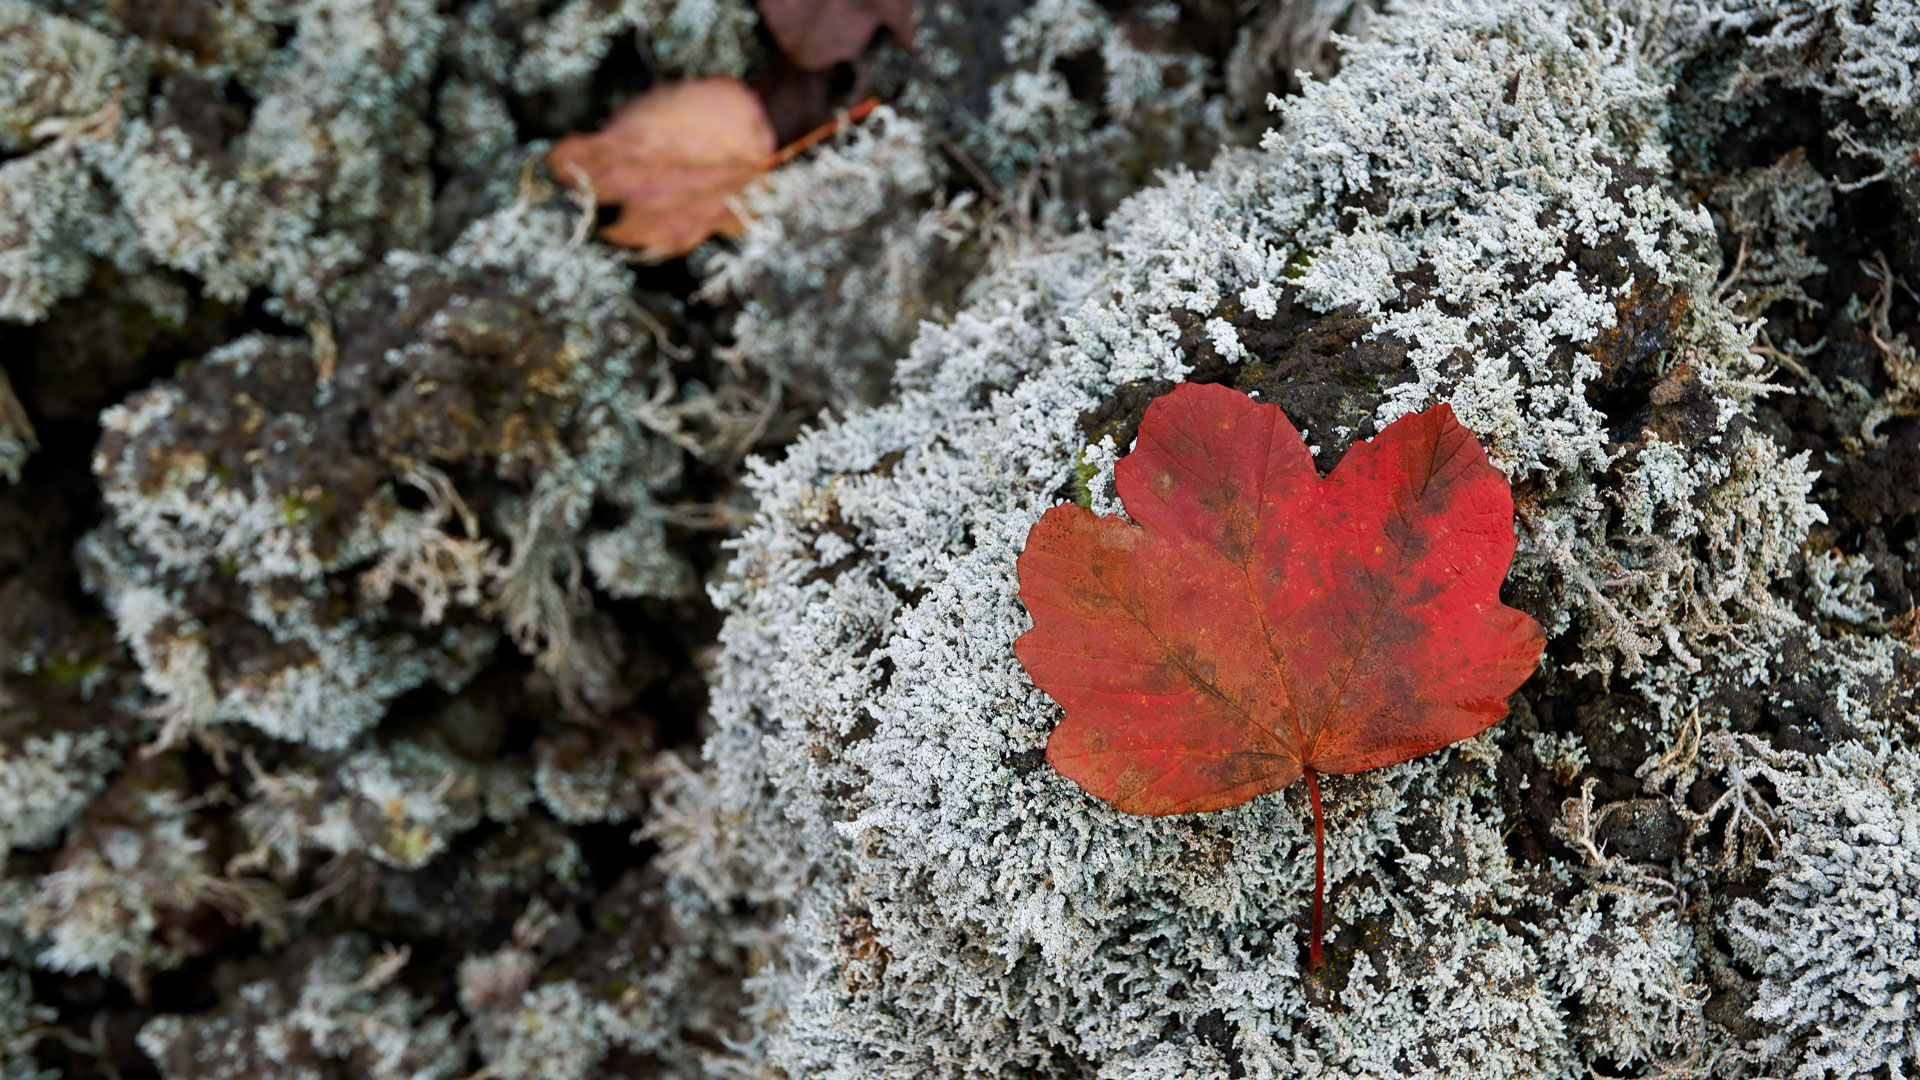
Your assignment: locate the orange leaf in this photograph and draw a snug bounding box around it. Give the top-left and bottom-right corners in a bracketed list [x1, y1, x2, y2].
[547, 78, 777, 261]
[758, 0, 915, 71]
[1014, 382, 1544, 968]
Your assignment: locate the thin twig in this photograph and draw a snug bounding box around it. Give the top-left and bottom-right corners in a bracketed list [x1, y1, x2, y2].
[762, 99, 880, 170]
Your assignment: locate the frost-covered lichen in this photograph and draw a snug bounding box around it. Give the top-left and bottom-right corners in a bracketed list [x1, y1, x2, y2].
[1707, 150, 1834, 320]
[455, 868, 756, 1080]
[700, 0, 1251, 411]
[84, 204, 689, 749]
[495, 0, 758, 95]
[1669, 0, 1920, 215]
[0, 151, 106, 325]
[664, 0, 1920, 1075]
[1726, 742, 1920, 1080]
[11, 761, 275, 992]
[0, 0, 767, 327]
[1542, 878, 1708, 1069]
[700, 110, 983, 408]
[137, 935, 465, 1080]
[2, 0, 1916, 1077]
[0, 370, 33, 484]
[0, 964, 51, 1080]
[0, 0, 137, 322]
[871, 0, 1230, 229]
[234, 735, 515, 875]
[0, 729, 117, 860]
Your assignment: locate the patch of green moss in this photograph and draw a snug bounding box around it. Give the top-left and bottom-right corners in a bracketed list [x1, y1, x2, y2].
[41, 652, 103, 687]
[1069, 452, 1099, 508]
[278, 491, 331, 526]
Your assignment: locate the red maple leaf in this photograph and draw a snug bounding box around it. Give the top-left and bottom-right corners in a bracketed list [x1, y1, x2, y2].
[1015, 382, 1544, 969]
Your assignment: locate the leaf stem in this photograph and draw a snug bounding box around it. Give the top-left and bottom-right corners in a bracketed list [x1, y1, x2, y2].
[763, 98, 880, 170]
[1304, 766, 1325, 971]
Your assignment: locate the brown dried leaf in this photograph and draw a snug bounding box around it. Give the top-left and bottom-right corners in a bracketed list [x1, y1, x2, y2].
[547, 78, 777, 260]
[758, 0, 915, 71]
